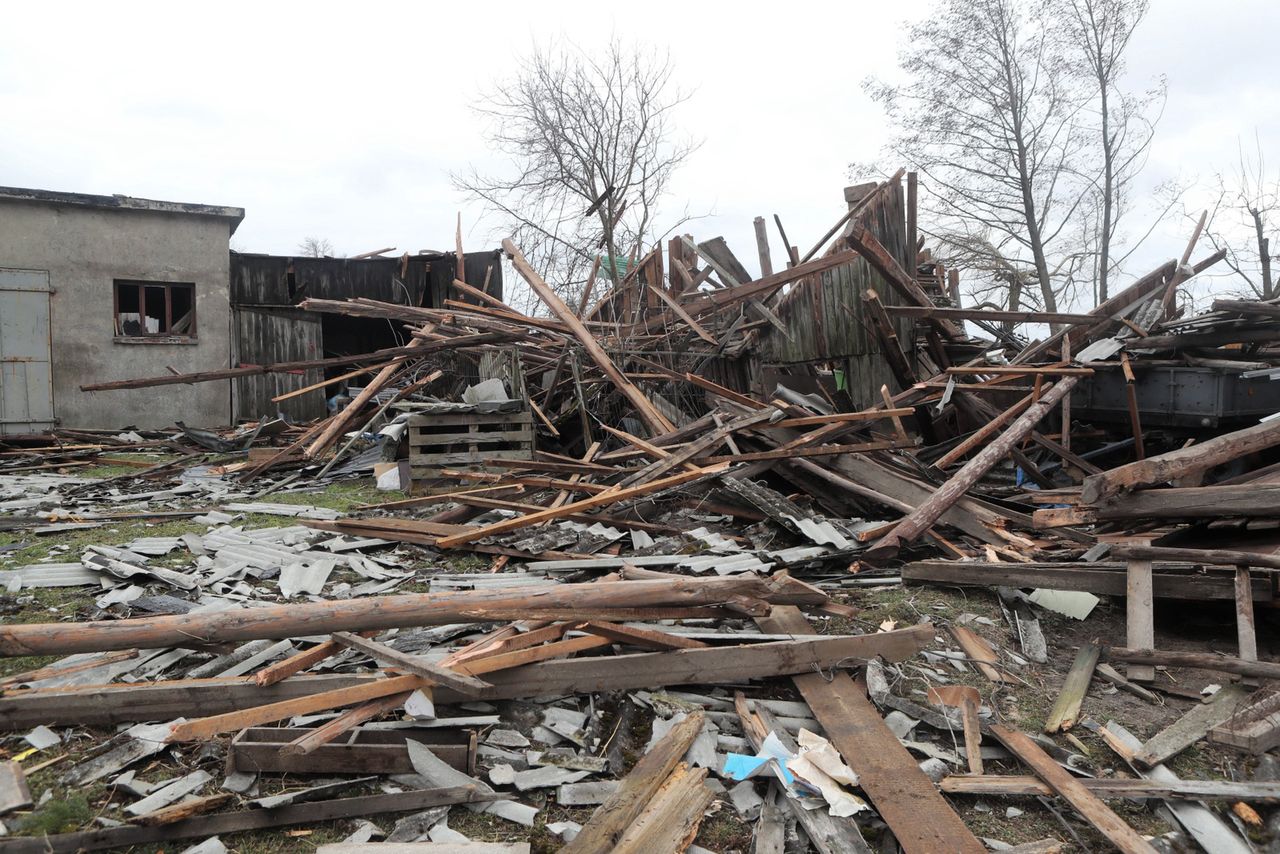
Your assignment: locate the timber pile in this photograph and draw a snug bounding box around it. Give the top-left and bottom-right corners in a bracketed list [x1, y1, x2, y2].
[8, 172, 1280, 851]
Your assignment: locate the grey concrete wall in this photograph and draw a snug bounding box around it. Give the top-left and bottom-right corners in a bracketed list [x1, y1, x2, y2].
[0, 200, 233, 429]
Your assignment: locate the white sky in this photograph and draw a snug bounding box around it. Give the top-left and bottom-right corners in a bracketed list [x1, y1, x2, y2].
[2, 0, 1278, 309]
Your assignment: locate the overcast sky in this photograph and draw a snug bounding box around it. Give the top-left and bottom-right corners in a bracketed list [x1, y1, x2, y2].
[2, 0, 1277, 307]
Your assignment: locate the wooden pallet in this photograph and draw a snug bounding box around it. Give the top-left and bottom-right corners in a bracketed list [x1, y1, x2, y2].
[408, 409, 534, 478]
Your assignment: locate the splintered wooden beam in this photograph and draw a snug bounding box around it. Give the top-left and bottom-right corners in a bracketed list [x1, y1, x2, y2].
[941, 775, 1280, 801]
[990, 724, 1157, 854]
[504, 238, 673, 435]
[436, 462, 730, 548]
[563, 712, 706, 854]
[1044, 643, 1101, 733]
[1081, 417, 1280, 504]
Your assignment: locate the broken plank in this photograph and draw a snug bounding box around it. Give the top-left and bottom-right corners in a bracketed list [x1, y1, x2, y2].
[1044, 644, 1100, 733]
[949, 625, 1011, 684]
[1134, 685, 1250, 768]
[563, 712, 705, 854]
[989, 724, 1155, 854]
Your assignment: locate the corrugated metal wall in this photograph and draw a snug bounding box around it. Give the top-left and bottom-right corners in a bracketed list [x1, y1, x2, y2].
[752, 183, 915, 408]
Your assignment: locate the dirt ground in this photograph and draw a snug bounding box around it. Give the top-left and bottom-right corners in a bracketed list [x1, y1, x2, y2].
[0, 475, 1273, 852]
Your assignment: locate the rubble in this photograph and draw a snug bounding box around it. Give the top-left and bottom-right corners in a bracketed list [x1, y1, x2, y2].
[3, 171, 1280, 852]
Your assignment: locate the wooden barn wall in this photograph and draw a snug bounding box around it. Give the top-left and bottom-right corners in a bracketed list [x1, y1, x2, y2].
[230, 250, 503, 308]
[232, 307, 326, 422]
[752, 183, 916, 409]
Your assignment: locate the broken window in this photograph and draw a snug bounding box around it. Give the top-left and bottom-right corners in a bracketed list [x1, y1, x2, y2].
[113, 281, 197, 339]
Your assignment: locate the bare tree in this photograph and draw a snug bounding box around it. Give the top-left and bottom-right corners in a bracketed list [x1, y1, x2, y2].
[1200, 134, 1279, 299]
[1057, 0, 1163, 303]
[298, 236, 334, 258]
[456, 39, 698, 312]
[865, 0, 1090, 318]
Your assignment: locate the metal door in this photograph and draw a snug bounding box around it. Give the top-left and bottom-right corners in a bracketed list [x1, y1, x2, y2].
[0, 268, 55, 434]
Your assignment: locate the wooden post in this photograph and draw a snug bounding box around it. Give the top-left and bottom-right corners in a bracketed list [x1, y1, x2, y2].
[1236, 566, 1258, 664]
[906, 171, 918, 271]
[1126, 559, 1155, 682]
[753, 216, 774, 278]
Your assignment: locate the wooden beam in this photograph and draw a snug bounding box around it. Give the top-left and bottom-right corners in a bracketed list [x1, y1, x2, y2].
[941, 775, 1280, 801]
[1126, 559, 1156, 682]
[168, 674, 428, 741]
[845, 222, 963, 338]
[0, 787, 498, 854]
[883, 306, 1099, 325]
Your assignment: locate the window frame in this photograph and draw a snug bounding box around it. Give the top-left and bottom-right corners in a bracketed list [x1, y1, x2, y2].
[112, 280, 198, 344]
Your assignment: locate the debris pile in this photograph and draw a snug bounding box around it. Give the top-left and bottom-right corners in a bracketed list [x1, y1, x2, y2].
[4, 171, 1280, 852]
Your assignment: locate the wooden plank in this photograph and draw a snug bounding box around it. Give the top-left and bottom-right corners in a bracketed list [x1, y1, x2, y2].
[767, 406, 914, 429]
[505, 238, 673, 435]
[1134, 684, 1250, 767]
[949, 625, 1011, 684]
[435, 463, 730, 548]
[329, 632, 490, 696]
[1126, 560, 1156, 682]
[230, 726, 473, 776]
[1110, 543, 1280, 570]
[1081, 417, 1280, 504]
[647, 282, 718, 345]
[940, 775, 1280, 801]
[616, 412, 775, 488]
[0, 786, 498, 854]
[757, 606, 985, 854]
[989, 724, 1156, 853]
[167, 674, 428, 742]
[1044, 643, 1100, 733]
[753, 216, 774, 278]
[455, 635, 614, 675]
[1108, 648, 1280, 679]
[1210, 685, 1280, 754]
[844, 222, 963, 338]
[563, 712, 706, 854]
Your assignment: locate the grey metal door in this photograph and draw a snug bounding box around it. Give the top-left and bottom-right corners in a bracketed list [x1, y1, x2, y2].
[0, 268, 55, 434]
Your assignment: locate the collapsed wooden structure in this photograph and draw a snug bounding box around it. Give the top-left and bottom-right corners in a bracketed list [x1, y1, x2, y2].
[6, 169, 1280, 852]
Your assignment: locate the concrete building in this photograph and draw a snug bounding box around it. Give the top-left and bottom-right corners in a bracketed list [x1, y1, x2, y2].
[0, 187, 243, 433]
